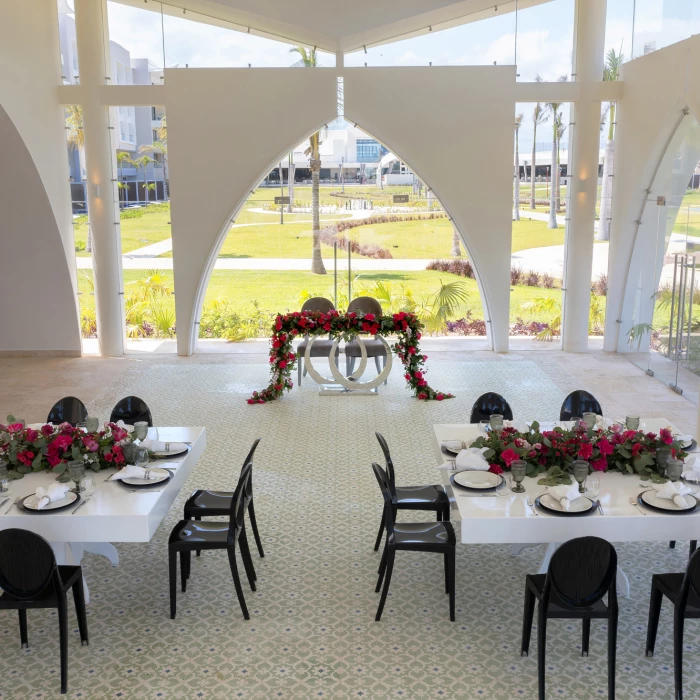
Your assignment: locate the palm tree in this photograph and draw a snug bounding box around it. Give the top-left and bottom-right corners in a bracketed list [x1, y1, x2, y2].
[555, 113, 568, 213]
[596, 48, 624, 241]
[132, 155, 154, 204]
[139, 141, 169, 200]
[530, 75, 548, 210]
[451, 224, 462, 257]
[291, 45, 326, 274]
[116, 151, 132, 206]
[66, 105, 91, 250]
[546, 76, 568, 229]
[287, 153, 295, 213]
[514, 113, 524, 221]
[156, 113, 167, 141]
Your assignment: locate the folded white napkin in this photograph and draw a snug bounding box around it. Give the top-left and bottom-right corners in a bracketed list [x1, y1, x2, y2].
[505, 419, 529, 433]
[653, 481, 694, 509]
[549, 483, 581, 511]
[682, 455, 700, 481]
[109, 465, 161, 481]
[442, 440, 466, 452]
[596, 416, 613, 430]
[139, 438, 187, 453]
[455, 447, 491, 471]
[35, 483, 71, 510]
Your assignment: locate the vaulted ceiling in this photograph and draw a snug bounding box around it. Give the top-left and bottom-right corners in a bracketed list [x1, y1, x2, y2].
[123, 0, 552, 53]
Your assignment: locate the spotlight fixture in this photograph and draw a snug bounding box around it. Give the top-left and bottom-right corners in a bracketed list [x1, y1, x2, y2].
[363, 45, 367, 54]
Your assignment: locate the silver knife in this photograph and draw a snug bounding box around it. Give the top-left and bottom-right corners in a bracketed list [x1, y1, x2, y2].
[71, 497, 90, 514]
[0, 497, 9, 511]
[596, 499, 604, 515]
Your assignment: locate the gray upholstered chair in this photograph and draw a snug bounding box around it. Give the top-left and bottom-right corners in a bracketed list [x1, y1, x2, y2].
[344, 296, 388, 384]
[297, 297, 339, 386]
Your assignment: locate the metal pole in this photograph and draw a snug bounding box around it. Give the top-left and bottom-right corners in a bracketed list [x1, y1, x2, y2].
[280, 160, 284, 225]
[334, 242, 338, 308]
[675, 256, 687, 361]
[341, 156, 344, 193]
[348, 239, 352, 303]
[668, 253, 679, 357]
[686, 255, 695, 361]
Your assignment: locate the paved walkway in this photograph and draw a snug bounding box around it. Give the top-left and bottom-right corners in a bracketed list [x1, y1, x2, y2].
[513, 242, 610, 280]
[515, 209, 566, 226]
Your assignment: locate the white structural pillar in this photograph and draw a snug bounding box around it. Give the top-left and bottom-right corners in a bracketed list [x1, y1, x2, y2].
[561, 0, 607, 352]
[74, 0, 125, 356]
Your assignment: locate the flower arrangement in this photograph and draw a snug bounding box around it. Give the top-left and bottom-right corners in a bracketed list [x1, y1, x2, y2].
[248, 310, 454, 403]
[470, 422, 688, 485]
[0, 416, 129, 480]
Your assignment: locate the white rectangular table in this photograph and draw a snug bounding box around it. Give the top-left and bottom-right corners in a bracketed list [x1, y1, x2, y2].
[432, 419, 700, 595]
[0, 427, 206, 600]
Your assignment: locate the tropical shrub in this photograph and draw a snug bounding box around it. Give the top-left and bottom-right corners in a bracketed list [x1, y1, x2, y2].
[510, 267, 523, 285]
[525, 270, 540, 287]
[199, 300, 273, 341]
[445, 312, 487, 336]
[593, 273, 608, 296]
[426, 259, 475, 279]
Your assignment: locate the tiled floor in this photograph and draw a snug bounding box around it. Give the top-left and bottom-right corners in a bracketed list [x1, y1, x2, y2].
[0, 347, 698, 698]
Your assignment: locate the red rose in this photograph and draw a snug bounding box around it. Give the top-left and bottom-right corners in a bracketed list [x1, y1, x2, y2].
[104, 452, 114, 462]
[408, 346, 416, 354]
[418, 393, 427, 400]
[436, 394, 444, 401]
[404, 373, 411, 380]
[597, 438, 613, 456]
[278, 360, 287, 369]
[272, 339, 281, 348]
[414, 371, 423, 379]
[362, 322, 370, 332]
[8, 423, 24, 433]
[41, 424, 54, 437]
[591, 456, 608, 472]
[488, 464, 504, 475]
[364, 313, 375, 321]
[501, 448, 518, 467]
[578, 443, 593, 460]
[659, 428, 673, 445]
[247, 399, 255, 404]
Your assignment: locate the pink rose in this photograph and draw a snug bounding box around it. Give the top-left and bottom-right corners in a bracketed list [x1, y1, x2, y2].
[659, 428, 673, 445]
[591, 456, 608, 472]
[578, 443, 593, 460]
[7, 423, 24, 433]
[25, 428, 38, 442]
[597, 438, 614, 456]
[41, 424, 54, 437]
[501, 449, 518, 467]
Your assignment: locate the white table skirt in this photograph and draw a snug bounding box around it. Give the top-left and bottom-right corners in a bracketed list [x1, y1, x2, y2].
[433, 419, 700, 545]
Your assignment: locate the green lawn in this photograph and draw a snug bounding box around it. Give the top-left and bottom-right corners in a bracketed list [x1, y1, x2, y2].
[78, 268, 568, 325]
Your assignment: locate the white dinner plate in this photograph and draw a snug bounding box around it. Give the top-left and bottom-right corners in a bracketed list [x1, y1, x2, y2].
[21, 491, 79, 512]
[120, 467, 170, 486]
[538, 493, 594, 513]
[451, 470, 502, 490]
[640, 490, 697, 512]
[150, 443, 189, 459]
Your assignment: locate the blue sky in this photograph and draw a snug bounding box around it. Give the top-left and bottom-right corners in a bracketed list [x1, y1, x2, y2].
[103, 0, 699, 153]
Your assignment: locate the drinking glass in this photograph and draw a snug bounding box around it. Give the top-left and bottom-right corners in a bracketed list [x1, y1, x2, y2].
[569, 416, 582, 431]
[479, 420, 491, 437]
[122, 442, 136, 465]
[656, 446, 672, 476]
[0, 459, 12, 499]
[76, 421, 87, 432]
[135, 446, 149, 469]
[80, 474, 96, 496]
[625, 415, 640, 431]
[584, 474, 600, 499]
[510, 460, 527, 493]
[68, 460, 85, 492]
[666, 458, 683, 483]
[85, 415, 99, 433]
[573, 460, 590, 494]
[489, 414, 504, 430]
[582, 413, 597, 430]
[133, 422, 149, 442]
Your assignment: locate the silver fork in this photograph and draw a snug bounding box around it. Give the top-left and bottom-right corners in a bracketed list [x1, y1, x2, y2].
[629, 496, 646, 515]
[526, 497, 539, 515]
[3, 496, 21, 515]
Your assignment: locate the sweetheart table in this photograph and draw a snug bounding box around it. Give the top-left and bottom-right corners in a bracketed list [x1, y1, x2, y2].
[432, 418, 700, 596]
[0, 427, 206, 601]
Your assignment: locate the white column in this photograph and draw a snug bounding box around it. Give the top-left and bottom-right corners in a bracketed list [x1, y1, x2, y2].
[561, 0, 607, 352]
[74, 0, 125, 356]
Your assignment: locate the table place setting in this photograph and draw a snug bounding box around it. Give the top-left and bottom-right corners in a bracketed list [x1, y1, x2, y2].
[108, 464, 172, 489]
[637, 481, 698, 513]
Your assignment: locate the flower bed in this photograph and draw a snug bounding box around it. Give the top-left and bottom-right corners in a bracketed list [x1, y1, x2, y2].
[248, 310, 454, 403]
[0, 418, 129, 480]
[471, 422, 687, 485]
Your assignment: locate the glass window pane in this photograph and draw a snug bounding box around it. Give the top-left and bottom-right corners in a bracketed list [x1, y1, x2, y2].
[631, 0, 700, 59]
[57, 0, 80, 84]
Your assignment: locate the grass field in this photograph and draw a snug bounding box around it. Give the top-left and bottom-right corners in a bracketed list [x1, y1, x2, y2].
[77, 268, 567, 325]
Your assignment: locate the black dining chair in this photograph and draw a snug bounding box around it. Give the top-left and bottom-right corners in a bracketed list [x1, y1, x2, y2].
[559, 390, 603, 421]
[372, 462, 456, 622]
[373, 432, 449, 552]
[169, 462, 256, 620]
[109, 395, 153, 426]
[521, 536, 618, 700]
[645, 548, 700, 699]
[469, 392, 513, 423]
[297, 297, 339, 386]
[345, 297, 388, 382]
[184, 438, 264, 559]
[46, 396, 87, 426]
[0, 529, 88, 695]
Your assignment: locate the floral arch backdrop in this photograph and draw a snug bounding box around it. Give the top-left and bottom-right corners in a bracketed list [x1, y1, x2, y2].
[248, 310, 454, 404]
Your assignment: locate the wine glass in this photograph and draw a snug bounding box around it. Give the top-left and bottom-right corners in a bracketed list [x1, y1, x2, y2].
[68, 460, 85, 493]
[479, 420, 490, 436]
[569, 416, 582, 431]
[133, 422, 149, 442]
[135, 446, 149, 470]
[625, 415, 640, 431]
[80, 474, 96, 496]
[0, 459, 12, 499]
[510, 460, 527, 493]
[584, 474, 600, 499]
[656, 446, 672, 477]
[573, 460, 589, 494]
[489, 414, 504, 430]
[85, 415, 99, 433]
[667, 459, 683, 483]
[582, 413, 597, 430]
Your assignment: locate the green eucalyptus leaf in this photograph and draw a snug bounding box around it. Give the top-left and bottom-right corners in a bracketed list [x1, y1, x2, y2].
[482, 448, 495, 459]
[16, 464, 31, 474]
[8, 470, 22, 480]
[71, 445, 80, 461]
[57, 473, 71, 483]
[53, 463, 67, 475]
